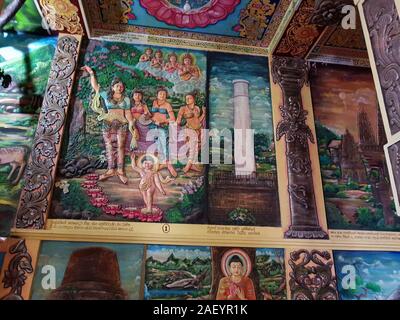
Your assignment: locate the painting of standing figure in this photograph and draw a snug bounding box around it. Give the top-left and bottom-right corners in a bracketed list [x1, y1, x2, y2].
[310, 63, 400, 231]
[335, 250, 400, 300]
[50, 40, 207, 224]
[207, 52, 280, 227]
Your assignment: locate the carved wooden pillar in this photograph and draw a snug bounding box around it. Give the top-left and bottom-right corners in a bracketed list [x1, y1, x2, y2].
[358, 0, 400, 214]
[358, 0, 400, 138]
[272, 56, 328, 239]
[15, 35, 81, 229]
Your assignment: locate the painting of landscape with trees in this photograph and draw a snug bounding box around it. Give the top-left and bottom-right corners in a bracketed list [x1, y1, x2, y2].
[311, 63, 400, 231]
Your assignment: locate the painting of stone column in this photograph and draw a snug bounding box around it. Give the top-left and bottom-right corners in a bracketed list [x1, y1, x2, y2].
[334, 250, 400, 300]
[30, 241, 145, 300]
[207, 52, 280, 227]
[310, 63, 400, 231]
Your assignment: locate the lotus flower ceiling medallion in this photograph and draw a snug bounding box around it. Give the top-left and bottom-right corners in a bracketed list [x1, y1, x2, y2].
[140, 0, 240, 28]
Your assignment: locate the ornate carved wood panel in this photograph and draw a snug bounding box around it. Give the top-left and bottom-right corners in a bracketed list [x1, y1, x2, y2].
[15, 35, 81, 229]
[38, 0, 85, 34]
[272, 56, 328, 239]
[0, 240, 33, 300]
[363, 0, 400, 136]
[288, 248, 338, 300]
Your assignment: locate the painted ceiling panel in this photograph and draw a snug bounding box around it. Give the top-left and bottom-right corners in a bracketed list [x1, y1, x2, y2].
[81, 0, 291, 53]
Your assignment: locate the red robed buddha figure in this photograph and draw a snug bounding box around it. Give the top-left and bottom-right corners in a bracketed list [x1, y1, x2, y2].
[216, 254, 256, 300]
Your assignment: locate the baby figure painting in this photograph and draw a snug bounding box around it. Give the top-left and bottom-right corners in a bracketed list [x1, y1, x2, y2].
[131, 154, 173, 214]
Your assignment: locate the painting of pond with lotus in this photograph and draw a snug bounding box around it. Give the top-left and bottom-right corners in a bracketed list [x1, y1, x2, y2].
[310, 63, 400, 231]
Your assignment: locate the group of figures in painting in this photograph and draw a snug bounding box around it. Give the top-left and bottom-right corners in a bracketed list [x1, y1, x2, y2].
[46, 40, 279, 226]
[57, 43, 209, 221]
[1, 36, 400, 234]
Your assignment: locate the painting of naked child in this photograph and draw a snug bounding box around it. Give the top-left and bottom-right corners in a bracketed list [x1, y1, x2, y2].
[50, 40, 207, 224]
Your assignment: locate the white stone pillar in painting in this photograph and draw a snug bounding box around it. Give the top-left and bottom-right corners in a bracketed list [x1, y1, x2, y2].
[233, 79, 256, 176]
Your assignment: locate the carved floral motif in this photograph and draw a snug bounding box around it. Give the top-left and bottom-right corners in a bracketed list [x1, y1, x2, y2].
[364, 0, 400, 135]
[99, 0, 135, 23]
[15, 36, 80, 229]
[275, 0, 324, 58]
[236, 0, 277, 40]
[39, 0, 84, 34]
[310, 0, 352, 26]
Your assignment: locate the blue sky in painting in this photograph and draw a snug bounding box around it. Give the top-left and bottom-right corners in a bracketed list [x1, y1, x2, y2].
[208, 52, 273, 137]
[256, 248, 284, 258]
[30, 241, 144, 300]
[147, 245, 211, 262]
[127, 0, 280, 37]
[335, 251, 400, 300]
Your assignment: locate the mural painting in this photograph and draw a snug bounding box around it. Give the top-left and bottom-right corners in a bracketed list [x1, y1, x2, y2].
[50, 40, 207, 224]
[30, 241, 145, 300]
[335, 250, 400, 300]
[0, 34, 56, 236]
[144, 245, 286, 300]
[310, 63, 400, 231]
[207, 52, 280, 226]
